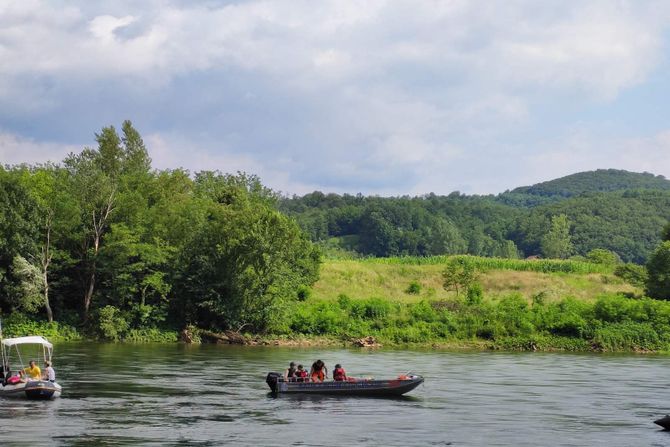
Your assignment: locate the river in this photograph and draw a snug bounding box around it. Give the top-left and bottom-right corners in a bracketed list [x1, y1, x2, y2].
[1, 343, 669, 446]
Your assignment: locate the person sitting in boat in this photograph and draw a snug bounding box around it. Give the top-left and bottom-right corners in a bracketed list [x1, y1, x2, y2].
[333, 364, 347, 381]
[310, 359, 327, 382]
[20, 360, 41, 381]
[4, 369, 22, 385]
[43, 361, 56, 383]
[295, 364, 308, 382]
[284, 362, 297, 381]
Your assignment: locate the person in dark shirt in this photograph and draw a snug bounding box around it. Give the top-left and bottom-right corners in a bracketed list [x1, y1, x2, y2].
[284, 362, 297, 381]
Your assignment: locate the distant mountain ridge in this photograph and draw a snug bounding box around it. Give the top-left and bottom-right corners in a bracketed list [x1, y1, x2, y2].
[509, 169, 670, 198]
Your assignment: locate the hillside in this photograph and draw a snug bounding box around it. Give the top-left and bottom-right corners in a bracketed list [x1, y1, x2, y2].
[509, 169, 670, 198]
[313, 257, 638, 304]
[281, 169, 670, 263]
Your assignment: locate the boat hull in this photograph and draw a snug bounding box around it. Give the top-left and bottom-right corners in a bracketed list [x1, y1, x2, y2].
[0, 380, 62, 400]
[266, 373, 423, 396]
[655, 415, 670, 430]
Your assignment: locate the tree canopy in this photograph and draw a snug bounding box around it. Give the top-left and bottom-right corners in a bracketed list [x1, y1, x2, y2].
[0, 122, 320, 337]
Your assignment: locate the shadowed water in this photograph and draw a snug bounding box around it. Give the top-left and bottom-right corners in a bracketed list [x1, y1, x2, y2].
[1, 343, 669, 446]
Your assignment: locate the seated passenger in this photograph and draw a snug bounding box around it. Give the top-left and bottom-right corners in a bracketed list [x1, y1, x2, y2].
[310, 359, 327, 382]
[6, 370, 22, 385]
[43, 361, 56, 383]
[295, 364, 308, 382]
[284, 362, 297, 381]
[22, 360, 41, 380]
[333, 364, 347, 381]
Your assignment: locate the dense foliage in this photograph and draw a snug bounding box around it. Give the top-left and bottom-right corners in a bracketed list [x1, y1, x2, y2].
[284, 293, 670, 352]
[281, 170, 670, 263]
[0, 122, 320, 339]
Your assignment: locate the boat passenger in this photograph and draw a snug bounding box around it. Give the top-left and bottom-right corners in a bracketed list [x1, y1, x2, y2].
[43, 361, 56, 383]
[295, 364, 308, 382]
[310, 359, 327, 382]
[333, 364, 347, 381]
[21, 360, 41, 381]
[285, 362, 297, 381]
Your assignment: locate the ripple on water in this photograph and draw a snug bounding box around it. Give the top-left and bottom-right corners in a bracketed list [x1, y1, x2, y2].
[3, 346, 670, 446]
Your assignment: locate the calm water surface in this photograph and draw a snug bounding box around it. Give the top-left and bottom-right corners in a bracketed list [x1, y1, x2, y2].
[1, 343, 669, 446]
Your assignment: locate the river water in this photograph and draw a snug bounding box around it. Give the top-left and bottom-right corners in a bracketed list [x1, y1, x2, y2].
[1, 343, 669, 446]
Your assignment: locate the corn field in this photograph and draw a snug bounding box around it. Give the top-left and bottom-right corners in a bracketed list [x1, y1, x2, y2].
[355, 255, 613, 274]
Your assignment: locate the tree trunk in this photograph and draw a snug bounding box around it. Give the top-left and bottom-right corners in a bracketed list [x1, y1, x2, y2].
[83, 265, 96, 322]
[41, 215, 54, 323]
[43, 271, 53, 323]
[82, 191, 114, 322]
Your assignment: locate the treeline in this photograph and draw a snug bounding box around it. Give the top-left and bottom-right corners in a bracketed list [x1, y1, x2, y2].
[280, 170, 670, 263]
[0, 121, 320, 338]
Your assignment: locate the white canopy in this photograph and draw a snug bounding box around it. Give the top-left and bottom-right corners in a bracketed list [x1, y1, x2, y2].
[1, 336, 53, 349]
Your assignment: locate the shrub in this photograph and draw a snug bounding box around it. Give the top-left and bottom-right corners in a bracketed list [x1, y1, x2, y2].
[586, 249, 622, 265]
[614, 263, 648, 288]
[466, 282, 483, 305]
[362, 298, 392, 319]
[296, 285, 312, 301]
[593, 322, 662, 351]
[96, 305, 130, 341]
[405, 281, 422, 295]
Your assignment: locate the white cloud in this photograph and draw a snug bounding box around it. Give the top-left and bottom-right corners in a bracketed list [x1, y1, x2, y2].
[0, 132, 78, 166]
[1, 1, 670, 195]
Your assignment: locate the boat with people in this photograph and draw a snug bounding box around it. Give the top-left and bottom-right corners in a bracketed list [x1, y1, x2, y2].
[266, 372, 424, 396]
[0, 335, 62, 400]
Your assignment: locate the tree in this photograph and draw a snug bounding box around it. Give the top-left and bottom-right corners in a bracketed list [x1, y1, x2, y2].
[541, 214, 573, 259]
[65, 148, 116, 321]
[662, 222, 670, 242]
[442, 258, 479, 297]
[174, 173, 320, 331]
[11, 255, 44, 314]
[17, 165, 78, 322]
[586, 248, 622, 266]
[646, 241, 670, 300]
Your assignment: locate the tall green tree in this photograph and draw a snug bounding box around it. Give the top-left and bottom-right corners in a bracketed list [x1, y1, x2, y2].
[541, 214, 573, 259]
[646, 241, 670, 300]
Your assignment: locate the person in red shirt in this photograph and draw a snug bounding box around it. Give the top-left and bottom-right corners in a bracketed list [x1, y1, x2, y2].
[333, 364, 347, 381]
[295, 364, 308, 382]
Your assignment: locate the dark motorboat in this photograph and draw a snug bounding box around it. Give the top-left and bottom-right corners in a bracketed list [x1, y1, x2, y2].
[266, 372, 423, 397]
[654, 415, 670, 430]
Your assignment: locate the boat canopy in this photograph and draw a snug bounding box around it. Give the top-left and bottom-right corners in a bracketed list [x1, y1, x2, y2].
[1, 336, 53, 349]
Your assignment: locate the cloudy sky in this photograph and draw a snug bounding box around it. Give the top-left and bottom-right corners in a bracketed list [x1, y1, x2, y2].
[2, 0, 670, 195]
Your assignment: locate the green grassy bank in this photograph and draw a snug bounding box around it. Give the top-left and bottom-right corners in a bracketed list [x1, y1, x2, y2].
[279, 256, 664, 352]
[4, 256, 666, 352]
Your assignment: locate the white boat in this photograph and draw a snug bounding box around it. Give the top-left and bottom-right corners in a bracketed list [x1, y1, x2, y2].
[0, 335, 62, 399]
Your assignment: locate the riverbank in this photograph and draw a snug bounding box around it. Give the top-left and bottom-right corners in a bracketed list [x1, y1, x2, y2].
[2, 257, 663, 353]
[4, 293, 670, 353]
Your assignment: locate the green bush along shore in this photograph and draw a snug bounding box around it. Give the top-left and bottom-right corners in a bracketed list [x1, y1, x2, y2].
[282, 293, 670, 352]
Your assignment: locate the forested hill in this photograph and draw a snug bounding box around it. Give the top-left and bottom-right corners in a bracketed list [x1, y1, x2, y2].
[509, 169, 670, 199]
[280, 170, 670, 263]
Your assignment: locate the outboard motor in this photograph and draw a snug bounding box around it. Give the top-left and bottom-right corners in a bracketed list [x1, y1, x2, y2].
[266, 372, 281, 393]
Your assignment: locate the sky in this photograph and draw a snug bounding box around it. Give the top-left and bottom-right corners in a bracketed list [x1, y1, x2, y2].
[2, 0, 670, 196]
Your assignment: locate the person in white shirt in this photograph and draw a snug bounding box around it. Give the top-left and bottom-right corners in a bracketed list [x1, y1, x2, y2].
[43, 361, 56, 382]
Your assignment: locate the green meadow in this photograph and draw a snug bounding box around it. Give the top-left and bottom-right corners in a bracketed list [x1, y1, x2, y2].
[282, 256, 668, 352]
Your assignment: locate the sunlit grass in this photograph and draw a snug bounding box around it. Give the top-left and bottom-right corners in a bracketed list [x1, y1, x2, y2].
[313, 257, 638, 303]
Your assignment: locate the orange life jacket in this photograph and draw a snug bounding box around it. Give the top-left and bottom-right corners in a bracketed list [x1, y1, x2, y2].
[311, 370, 325, 382]
[333, 367, 346, 381]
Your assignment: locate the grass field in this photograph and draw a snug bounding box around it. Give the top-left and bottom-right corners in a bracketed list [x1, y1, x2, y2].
[313, 257, 639, 303]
